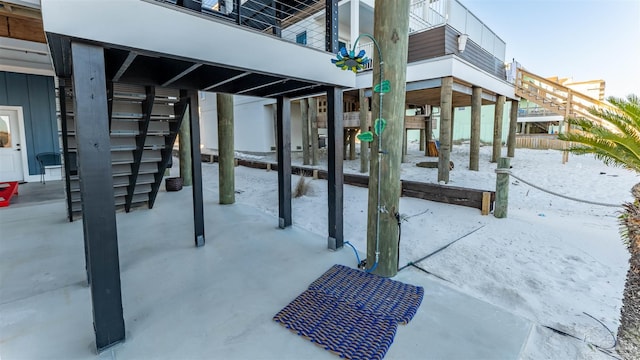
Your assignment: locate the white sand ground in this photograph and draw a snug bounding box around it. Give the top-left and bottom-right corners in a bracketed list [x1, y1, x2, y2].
[197, 142, 637, 359]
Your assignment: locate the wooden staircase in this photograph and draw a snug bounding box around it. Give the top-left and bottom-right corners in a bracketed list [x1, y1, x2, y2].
[514, 67, 614, 126]
[60, 82, 187, 221]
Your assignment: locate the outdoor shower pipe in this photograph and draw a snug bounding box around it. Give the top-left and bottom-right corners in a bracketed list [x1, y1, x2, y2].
[351, 33, 383, 273]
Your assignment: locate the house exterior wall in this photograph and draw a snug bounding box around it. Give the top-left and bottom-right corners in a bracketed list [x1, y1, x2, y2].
[426, 102, 512, 144]
[0, 71, 58, 175]
[200, 93, 305, 154]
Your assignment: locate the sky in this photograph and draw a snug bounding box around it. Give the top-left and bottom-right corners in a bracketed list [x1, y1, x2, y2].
[459, 0, 640, 98]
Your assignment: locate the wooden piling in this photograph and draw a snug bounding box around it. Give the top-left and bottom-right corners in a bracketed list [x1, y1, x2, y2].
[469, 86, 482, 171]
[494, 157, 510, 218]
[359, 89, 369, 173]
[309, 97, 319, 165]
[507, 99, 518, 158]
[365, 0, 410, 278]
[217, 93, 235, 205]
[301, 99, 310, 165]
[491, 95, 505, 163]
[438, 77, 453, 183]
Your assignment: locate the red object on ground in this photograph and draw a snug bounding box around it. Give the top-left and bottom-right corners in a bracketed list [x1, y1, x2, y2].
[0, 181, 19, 207]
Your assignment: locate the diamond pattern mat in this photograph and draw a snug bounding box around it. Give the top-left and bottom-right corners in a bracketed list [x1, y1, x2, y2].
[308, 264, 424, 324]
[273, 290, 398, 360]
[273, 264, 424, 359]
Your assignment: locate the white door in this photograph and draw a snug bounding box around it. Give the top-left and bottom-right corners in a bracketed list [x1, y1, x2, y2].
[0, 108, 26, 182]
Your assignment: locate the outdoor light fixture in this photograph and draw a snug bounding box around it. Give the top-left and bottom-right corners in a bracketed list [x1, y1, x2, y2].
[458, 34, 469, 53]
[331, 34, 390, 273]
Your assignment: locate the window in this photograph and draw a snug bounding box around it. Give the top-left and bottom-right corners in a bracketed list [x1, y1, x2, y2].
[296, 31, 307, 45]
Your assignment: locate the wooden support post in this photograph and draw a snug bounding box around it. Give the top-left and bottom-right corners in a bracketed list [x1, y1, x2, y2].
[359, 89, 369, 173]
[507, 99, 518, 158]
[186, 90, 205, 247]
[327, 87, 344, 250]
[425, 110, 433, 156]
[276, 96, 292, 228]
[494, 157, 510, 218]
[349, 129, 357, 160]
[401, 127, 407, 163]
[366, 0, 410, 277]
[419, 128, 425, 152]
[301, 99, 310, 165]
[71, 42, 125, 352]
[562, 92, 572, 164]
[481, 191, 491, 215]
[313, 169, 319, 179]
[272, 103, 278, 155]
[179, 103, 192, 186]
[217, 93, 235, 205]
[470, 86, 482, 171]
[309, 97, 319, 165]
[438, 77, 453, 183]
[266, 163, 272, 171]
[491, 95, 505, 163]
[450, 106, 455, 142]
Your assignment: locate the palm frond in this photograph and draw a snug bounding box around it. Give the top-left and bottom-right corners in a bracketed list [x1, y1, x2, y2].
[559, 93, 640, 174]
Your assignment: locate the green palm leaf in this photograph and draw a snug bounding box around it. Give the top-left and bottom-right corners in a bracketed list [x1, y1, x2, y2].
[558, 94, 640, 172]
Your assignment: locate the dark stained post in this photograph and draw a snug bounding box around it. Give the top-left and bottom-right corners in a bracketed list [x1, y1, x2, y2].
[491, 95, 505, 162]
[401, 125, 407, 163]
[272, 0, 282, 37]
[326, 0, 339, 53]
[438, 77, 453, 183]
[277, 96, 292, 228]
[58, 80, 74, 222]
[507, 99, 518, 157]
[470, 86, 482, 171]
[309, 97, 319, 165]
[327, 87, 344, 250]
[343, 129, 349, 160]
[179, 103, 192, 186]
[419, 128, 425, 152]
[71, 42, 125, 352]
[301, 99, 310, 165]
[217, 93, 235, 204]
[359, 89, 369, 173]
[234, 0, 241, 24]
[366, 0, 410, 277]
[186, 90, 205, 247]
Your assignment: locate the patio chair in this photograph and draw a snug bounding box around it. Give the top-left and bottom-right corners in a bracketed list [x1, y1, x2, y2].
[36, 152, 62, 184]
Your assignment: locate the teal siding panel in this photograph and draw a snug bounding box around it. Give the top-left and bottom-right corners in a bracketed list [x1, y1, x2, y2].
[0, 72, 7, 104]
[0, 71, 58, 175]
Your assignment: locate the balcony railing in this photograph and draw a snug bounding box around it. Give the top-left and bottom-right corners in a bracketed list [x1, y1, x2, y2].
[409, 0, 505, 62]
[156, 0, 329, 51]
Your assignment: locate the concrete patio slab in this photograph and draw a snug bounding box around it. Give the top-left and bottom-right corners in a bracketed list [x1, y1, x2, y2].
[1, 186, 531, 359]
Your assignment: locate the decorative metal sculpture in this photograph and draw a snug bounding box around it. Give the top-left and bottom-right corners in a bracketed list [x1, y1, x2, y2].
[330, 34, 390, 273]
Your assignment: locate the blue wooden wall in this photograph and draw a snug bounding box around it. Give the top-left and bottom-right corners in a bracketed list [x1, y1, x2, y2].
[0, 71, 58, 176]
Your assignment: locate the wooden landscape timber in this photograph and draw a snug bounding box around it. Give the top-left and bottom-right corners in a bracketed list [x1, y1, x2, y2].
[198, 154, 494, 213]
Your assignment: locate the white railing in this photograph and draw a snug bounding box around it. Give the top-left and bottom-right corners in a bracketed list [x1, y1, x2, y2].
[156, 0, 329, 52]
[356, 42, 374, 71]
[409, 0, 447, 32]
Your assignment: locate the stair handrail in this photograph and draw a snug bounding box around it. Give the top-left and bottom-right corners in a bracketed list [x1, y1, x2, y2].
[515, 68, 618, 126]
